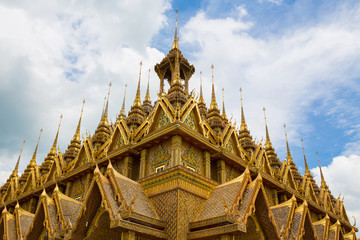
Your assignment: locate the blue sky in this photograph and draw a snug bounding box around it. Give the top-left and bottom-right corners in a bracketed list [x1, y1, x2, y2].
[0, 0, 360, 230]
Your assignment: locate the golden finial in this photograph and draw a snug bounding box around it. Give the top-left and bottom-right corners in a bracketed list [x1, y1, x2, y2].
[12, 140, 25, 176]
[301, 138, 310, 175]
[133, 61, 142, 107]
[73, 100, 85, 141]
[120, 84, 127, 118]
[30, 128, 43, 165]
[105, 82, 112, 116]
[102, 96, 106, 117]
[263, 107, 270, 141]
[50, 114, 63, 155]
[172, 8, 179, 49]
[239, 87, 248, 130]
[145, 69, 151, 101]
[222, 88, 227, 120]
[284, 123, 292, 162]
[198, 71, 205, 104]
[316, 151, 326, 187]
[210, 64, 218, 110]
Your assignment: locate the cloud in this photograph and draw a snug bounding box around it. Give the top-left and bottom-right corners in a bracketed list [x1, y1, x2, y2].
[311, 155, 360, 231]
[181, 2, 360, 159]
[0, 0, 171, 184]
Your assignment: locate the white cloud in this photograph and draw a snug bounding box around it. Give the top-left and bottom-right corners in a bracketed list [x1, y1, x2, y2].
[311, 155, 360, 231]
[181, 3, 360, 156]
[0, 0, 171, 184]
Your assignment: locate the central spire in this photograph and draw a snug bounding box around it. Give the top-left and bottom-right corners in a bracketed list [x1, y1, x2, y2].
[198, 71, 207, 118]
[172, 8, 179, 50]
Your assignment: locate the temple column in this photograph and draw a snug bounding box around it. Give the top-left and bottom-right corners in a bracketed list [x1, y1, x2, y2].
[124, 156, 133, 178]
[171, 135, 182, 167]
[204, 151, 211, 178]
[220, 234, 233, 240]
[139, 149, 147, 179]
[160, 77, 164, 94]
[217, 159, 226, 184]
[122, 230, 136, 240]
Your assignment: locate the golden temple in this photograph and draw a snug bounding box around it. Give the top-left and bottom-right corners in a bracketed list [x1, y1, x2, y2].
[0, 13, 358, 240]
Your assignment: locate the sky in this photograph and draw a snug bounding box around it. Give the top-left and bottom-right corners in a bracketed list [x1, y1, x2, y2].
[0, 0, 360, 232]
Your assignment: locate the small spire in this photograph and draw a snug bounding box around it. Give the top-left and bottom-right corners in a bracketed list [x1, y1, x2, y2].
[199, 71, 204, 103]
[172, 8, 179, 49]
[301, 138, 311, 175]
[284, 123, 293, 162]
[103, 82, 112, 122]
[50, 114, 63, 155]
[317, 151, 327, 187]
[133, 61, 142, 107]
[12, 140, 25, 176]
[222, 88, 227, 120]
[30, 129, 43, 165]
[210, 64, 218, 110]
[263, 107, 271, 144]
[145, 69, 151, 101]
[119, 84, 127, 118]
[74, 100, 85, 142]
[239, 87, 248, 130]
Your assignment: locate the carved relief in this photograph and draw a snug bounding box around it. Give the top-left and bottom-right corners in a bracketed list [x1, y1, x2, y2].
[225, 164, 241, 182]
[225, 138, 236, 155]
[155, 109, 171, 130]
[148, 144, 171, 174]
[183, 111, 198, 131]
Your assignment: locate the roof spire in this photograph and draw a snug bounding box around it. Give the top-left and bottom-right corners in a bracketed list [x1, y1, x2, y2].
[262, 107, 281, 170]
[50, 114, 63, 155]
[12, 140, 25, 177]
[239, 87, 248, 131]
[222, 88, 227, 121]
[145, 69, 151, 101]
[199, 71, 204, 103]
[263, 107, 271, 144]
[283, 123, 293, 163]
[101, 82, 111, 125]
[210, 64, 218, 110]
[172, 8, 179, 49]
[74, 99, 85, 142]
[133, 61, 142, 107]
[119, 84, 127, 119]
[301, 138, 311, 175]
[317, 151, 327, 187]
[30, 129, 43, 165]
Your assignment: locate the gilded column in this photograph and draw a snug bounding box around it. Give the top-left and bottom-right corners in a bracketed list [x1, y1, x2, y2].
[204, 151, 211, 178]
[140, 149, 147, 178]
[122, 231, 136, 240]
[124, 156, 133, 178]
[220, 235, 233, 240]
[217, 159, 226, 184]
[171, 135, 182, 167]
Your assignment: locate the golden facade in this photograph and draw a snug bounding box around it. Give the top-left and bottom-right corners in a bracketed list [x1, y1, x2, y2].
[0, 18, 358, 240]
